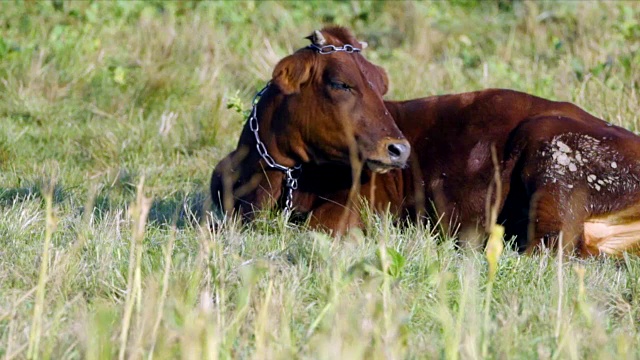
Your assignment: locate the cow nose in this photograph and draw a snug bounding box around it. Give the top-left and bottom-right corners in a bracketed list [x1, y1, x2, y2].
[387, 142, 410, 162]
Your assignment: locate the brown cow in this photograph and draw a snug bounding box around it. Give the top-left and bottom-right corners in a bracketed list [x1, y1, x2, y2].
[211, 27, 640, 257]
[211, 27, 409, 222]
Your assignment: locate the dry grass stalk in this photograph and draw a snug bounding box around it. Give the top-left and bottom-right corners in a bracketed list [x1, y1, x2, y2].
[26, 182, 57, 360]
[118, 177, 152, 360]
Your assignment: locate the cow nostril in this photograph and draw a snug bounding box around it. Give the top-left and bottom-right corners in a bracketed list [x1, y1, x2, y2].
[387, 143, 407, 160]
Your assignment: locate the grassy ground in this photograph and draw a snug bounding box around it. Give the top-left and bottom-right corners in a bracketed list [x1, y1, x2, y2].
[1, 1, 640, 358]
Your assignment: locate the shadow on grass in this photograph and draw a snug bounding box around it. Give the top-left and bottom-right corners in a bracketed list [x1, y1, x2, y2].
[0, 181, 211, 229]
[0, 182, 69, 206]
[92, 189, 210, 229]
[147, 191, 210, 228]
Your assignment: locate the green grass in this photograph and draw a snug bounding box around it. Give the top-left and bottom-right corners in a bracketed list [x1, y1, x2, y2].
[1, 1, 640, 358]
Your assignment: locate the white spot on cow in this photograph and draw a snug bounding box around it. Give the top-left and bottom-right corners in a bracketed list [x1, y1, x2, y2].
[540, 132, 634, 193]
[557, 141, 571, 153]
[557, 153, 571, 166]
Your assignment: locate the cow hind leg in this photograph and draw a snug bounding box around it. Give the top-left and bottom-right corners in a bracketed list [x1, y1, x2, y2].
[525, 187, 588, 255]
[521, 181, 640, 258]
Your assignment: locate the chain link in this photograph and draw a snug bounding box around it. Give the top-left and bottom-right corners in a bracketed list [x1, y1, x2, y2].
[307, 44, 361, 54]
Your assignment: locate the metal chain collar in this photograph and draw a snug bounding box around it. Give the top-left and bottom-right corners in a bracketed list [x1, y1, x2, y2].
[249, 83, 301, 216]
[248, 42, 362, 215]
[307, 43, 362, 54]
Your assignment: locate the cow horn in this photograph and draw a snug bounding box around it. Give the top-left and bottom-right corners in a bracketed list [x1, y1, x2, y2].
[308, 30, 326, 46]
[359, 41, 368, 49]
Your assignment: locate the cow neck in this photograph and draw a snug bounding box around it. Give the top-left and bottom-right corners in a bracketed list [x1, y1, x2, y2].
[248, 82, 301, 216]
[246, 42, 363, 216]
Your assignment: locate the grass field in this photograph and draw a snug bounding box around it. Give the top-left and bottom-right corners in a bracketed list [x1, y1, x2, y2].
[1, 1, 640, 358]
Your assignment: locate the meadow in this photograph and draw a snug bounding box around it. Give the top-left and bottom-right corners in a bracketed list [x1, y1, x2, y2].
[1, 1, 640, 358]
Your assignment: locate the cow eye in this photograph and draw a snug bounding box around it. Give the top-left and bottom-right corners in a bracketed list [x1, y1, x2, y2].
[329, 81, 351, 91]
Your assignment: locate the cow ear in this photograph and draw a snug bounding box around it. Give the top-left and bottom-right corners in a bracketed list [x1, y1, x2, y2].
[375, 65, 389, 95]
[272, 53, 313, 95]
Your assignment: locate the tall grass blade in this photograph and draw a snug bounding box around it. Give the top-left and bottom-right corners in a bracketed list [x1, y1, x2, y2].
[27, 183, 57, 360]
[118, 177, 152, 360]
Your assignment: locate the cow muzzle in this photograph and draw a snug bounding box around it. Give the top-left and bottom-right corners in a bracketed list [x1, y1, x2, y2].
[366, 138, 411, 173]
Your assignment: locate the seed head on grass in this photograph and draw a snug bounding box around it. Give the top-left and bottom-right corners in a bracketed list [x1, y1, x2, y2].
[485, 224, 504, 282]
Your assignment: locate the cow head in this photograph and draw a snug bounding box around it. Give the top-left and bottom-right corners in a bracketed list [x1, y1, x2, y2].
[210, 27, 410, 221]
[271, 27, 410, 172]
